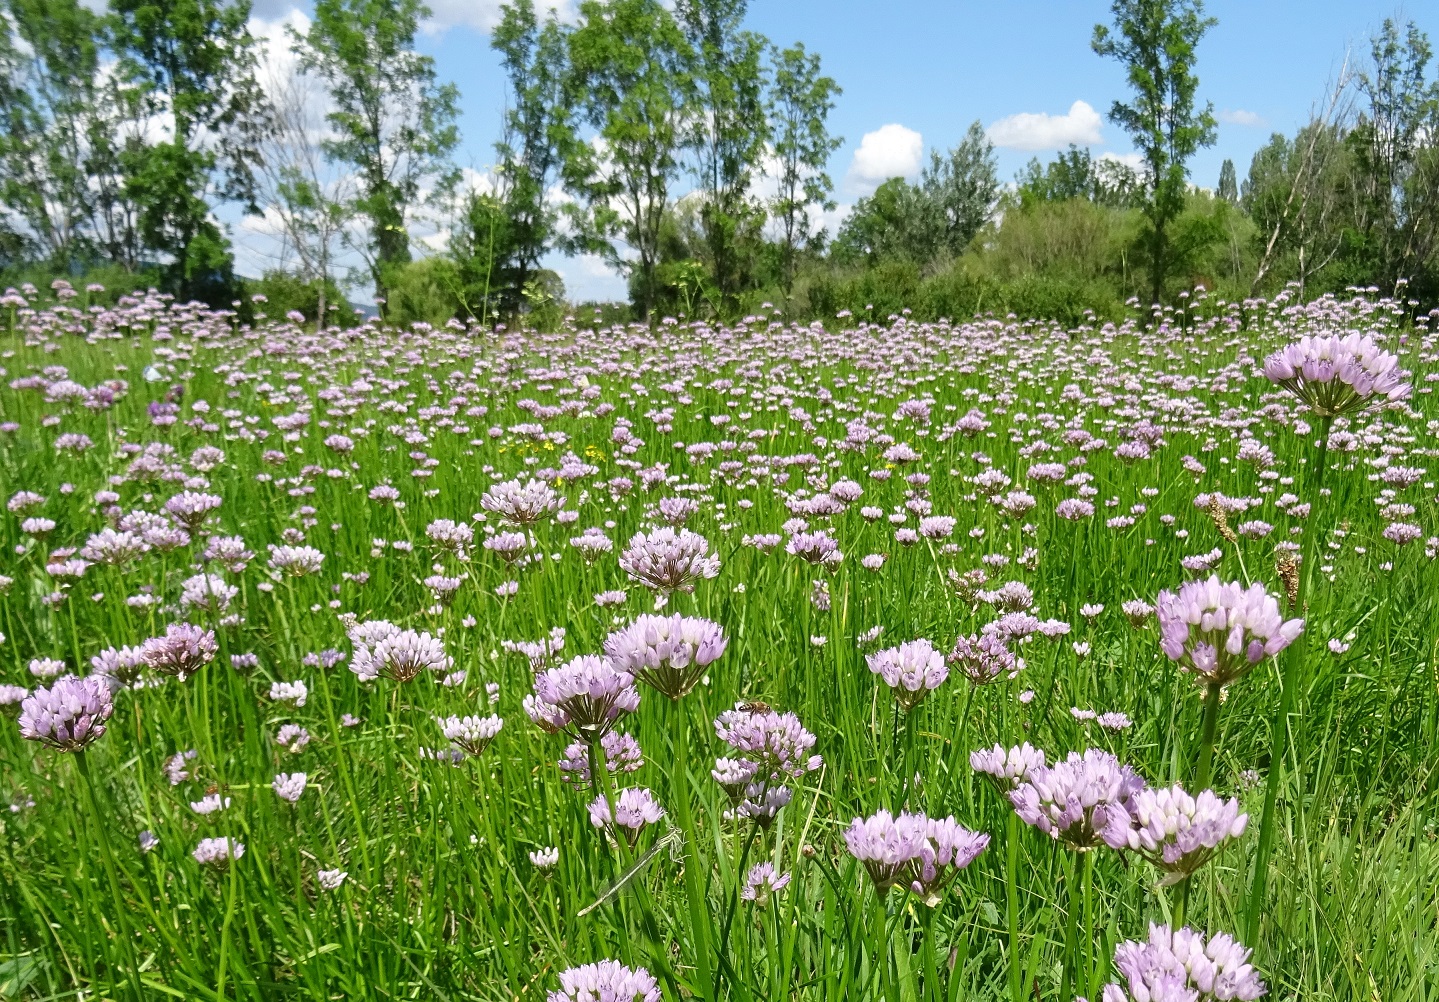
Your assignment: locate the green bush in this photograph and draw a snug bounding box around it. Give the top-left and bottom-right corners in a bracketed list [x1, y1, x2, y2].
[245, 271, 349, 325]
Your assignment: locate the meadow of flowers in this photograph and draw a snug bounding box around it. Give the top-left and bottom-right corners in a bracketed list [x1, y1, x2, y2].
[1, 283, 1436, 1001]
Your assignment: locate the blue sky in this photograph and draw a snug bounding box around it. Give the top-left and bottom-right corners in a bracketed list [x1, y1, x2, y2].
[241, 0, 1436, 301]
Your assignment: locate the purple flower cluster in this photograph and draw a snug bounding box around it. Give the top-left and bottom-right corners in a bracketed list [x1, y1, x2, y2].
[559, 730, 643, 785]
[604, 613, 727, 700]
[1102, 784, 1248, 884]
[587, 787, 665, 844]
[844, 809, 989, 904]
[436, 714, 505, 757]
[1262, 332, 1410, 416]
[618, 526, 721, 595]
[547, 961, 660, 1002]
[525, 655, 640, 741]
[866, 638, 948, 710]
[1155, 576, 1303, 687]
[1009, 749, 1145, 850]
[1092, 923, 1266, 1001]
[18, 675, 114, 751]
[480, 477, 563, 525]
[970, 743, 1047, 790]
[713, 705, 821, 827]
[740, 861, 792, 904]
[949, 631, 1025, 684]
[349, 623, 452, 683]
[141, 623, 218, 680]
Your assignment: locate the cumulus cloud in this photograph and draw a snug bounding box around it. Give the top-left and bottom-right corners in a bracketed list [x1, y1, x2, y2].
[423, 0, 576, 34]
[844, 124, 924, 196]
[986, 100, 1103, 151]
[1097, 150, 1146, 172]
[1219, 108, 1265, 127]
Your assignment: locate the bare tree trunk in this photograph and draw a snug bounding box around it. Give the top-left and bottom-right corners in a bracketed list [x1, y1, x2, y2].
[1252, 55, 1354, 294]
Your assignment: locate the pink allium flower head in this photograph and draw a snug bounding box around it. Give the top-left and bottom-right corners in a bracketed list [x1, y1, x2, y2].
[971, 743, 1047, 790]
[1155, 576, 1303, 687]
[547, 960, 660, 1002]
[1262, 332, 1409, 416]
[18, 675, 113, 751]
[1098, 923, 1266, 1001]
[604, 613, 727, 699]
[1010, 748, 1145, 850]
[587, 787, 664, 844]
[740, 861, 792, 904]
[867, 639, 948, 710]
[525, 655, 639, 741]
[163, 490, 222, 529]
[437, 714, 505, 757]
[193, 837, 245, 867]
[619, 526, 721, 595]
[949, 631, 1023, 684]
[141, 623, 218, 680]
[480, 477, 563, 525]
[844, 809, 989, 904]
[1102, 783, 1248, 884]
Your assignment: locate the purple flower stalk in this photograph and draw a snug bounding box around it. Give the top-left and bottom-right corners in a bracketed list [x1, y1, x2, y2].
[1155, 576, 1303, 687]
[547, 961, 661, 1002]
[140, 623, 217, 680]
[1262, 332, 1410, 416]
[1010, 748, 1145, 850]
[18, 675, 114, 751]
[604, 613, 727, 700]
[437, 714, 504, 757]
[587, 787, 665, 844]
[844, 809, 990, 905]
[618, 526, 721, 596]
[192, 837, 244, 867]
[867, 638, 948, 710]
[524, 655, 639, 741]
[1093, 923, 1266, 1001]
[970, 743, 1047, 790]
[1102, 784, 1248, 885]
[560, 730, 643, 785]
[949, 631, 1024, 684]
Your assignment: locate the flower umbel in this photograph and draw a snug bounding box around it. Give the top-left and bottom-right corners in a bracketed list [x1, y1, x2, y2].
[18, 675, 113, 751]
[1155, 576, 1303, 688]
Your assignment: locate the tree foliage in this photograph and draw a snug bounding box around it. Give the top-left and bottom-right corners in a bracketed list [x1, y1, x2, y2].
[295, 0, 460, 303]
[1092, 0, 1218, 305]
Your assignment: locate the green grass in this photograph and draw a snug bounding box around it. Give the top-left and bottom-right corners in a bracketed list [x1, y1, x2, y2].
[0, 288, 1435, 1000]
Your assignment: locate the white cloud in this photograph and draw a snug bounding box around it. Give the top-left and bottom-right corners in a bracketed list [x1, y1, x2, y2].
[250, 9, 311, 86]
[551, 252, 628, 303]
[986, 100, 1103, 151]
[844, 124, 923, 196]
[1219, 108, 1265, 127]
[1097, 150, 1145, 172]
[423, 0, 576, 35]
[248, 0, 303, 19]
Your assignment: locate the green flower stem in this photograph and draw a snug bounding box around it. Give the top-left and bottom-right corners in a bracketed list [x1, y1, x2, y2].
[1007, 812, 1022, 1002]
[670, 701, 716, 1001]
[75, 751, 144, 1002]
[1057, 850, 1083, 1002]
[1174, 679, 1224, 929]
[1246, 414, 1332, 940]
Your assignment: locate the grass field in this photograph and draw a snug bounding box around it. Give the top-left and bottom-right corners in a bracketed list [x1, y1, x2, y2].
[0, 284, 1436, 1001]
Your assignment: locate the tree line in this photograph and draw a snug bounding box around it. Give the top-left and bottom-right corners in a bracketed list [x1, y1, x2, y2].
[1, 0, 1436, 326]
